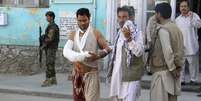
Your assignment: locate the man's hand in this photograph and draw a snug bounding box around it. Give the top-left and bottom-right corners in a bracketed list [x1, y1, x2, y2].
[39, 44, 47, 50]
[68, 74, 73, 81]
[187, 11, 193, 20]
[122, 25, 131, 39]
[171, 67, 181, 80]
[85, 52, 100, 62]
[98, 50, 108, 58]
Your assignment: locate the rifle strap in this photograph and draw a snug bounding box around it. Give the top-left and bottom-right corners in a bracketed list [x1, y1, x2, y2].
[145, 27, 161, 66]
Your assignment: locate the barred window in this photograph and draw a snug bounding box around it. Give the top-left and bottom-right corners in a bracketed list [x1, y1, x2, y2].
[0, 0, 49, 8]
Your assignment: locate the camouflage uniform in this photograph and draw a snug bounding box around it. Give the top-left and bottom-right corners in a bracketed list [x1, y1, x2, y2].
[45, 48, 57, 78]
[42, 21, 59, 86]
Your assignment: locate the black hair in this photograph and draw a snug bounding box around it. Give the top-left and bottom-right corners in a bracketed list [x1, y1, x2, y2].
[155, 3, 172, 19]
[45, 11, 55, 20]
[117, 7, 129, 15]
[180, 0, 190, 7]
[76, 8, 91, 18]
[122, 5, 135, 17]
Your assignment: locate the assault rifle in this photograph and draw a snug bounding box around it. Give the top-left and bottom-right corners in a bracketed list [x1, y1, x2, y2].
[39, 26, 43, 68]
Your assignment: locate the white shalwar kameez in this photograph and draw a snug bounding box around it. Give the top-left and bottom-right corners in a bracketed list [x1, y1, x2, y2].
[175, 13, 201, 82]
[110, 21, 143, 101]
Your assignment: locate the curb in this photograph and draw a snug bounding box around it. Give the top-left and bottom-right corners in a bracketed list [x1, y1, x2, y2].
[141, 80, 201, 93]
[0, 88, 70, 99]
[100, 76, 201, 93]
[0, 88, 110, 101]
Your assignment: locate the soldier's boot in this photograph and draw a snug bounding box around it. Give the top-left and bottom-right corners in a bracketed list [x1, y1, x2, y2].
[50, 77, 57, 85]
[41, 79, 50, 87]
[41, 77, 57, 87]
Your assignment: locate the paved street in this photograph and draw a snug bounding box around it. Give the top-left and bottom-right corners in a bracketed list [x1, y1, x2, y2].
[0, 73, 200, 101]
[138, 90, 201, 101]
[0, 0, 201, 100]
[0, 90, 200, 101]
[0, 93, 70, 101]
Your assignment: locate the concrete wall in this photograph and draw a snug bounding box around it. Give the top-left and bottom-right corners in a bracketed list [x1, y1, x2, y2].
[0, 45, 72, 75]
[0, 45, 104, 75]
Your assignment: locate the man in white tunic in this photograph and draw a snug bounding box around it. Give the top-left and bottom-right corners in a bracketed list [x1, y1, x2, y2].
[150, 3, 184, 101]
[109, 7, 144, 101]
[175, 0, 201, 85]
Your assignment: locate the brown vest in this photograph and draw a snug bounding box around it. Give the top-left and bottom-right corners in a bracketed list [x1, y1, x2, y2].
[150, 21, 184, 72]
[121, 47, 144, 81]
[73, 27, 98, 68]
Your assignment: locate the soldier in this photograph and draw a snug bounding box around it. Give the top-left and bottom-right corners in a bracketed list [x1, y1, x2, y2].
[41, 11, 60, 87]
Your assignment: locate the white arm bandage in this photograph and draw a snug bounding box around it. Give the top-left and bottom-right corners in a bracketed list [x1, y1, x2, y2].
[63, 40, 91, 62]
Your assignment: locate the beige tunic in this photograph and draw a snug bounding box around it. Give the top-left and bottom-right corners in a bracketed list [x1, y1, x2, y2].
[150, 28, 182, 101]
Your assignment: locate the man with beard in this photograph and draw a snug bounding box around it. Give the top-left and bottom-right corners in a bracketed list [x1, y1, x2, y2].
[63, 8, 111, 101]
[175, 0, 201, 85]
[109, 6, 144, 101]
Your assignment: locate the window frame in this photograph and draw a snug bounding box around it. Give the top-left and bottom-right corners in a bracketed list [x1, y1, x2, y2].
[0, 0, 49, 8]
